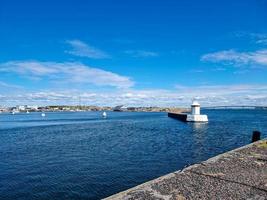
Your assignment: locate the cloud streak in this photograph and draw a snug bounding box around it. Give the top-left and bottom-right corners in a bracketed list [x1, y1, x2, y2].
[0, 61, 134, 88]
[175, 84, 267, 96]
[201, 49, 267, 66]
[65, 40, 110, 59]
[245, 32, 267, 45]
[231, 32, 267, 45]
[0, 81, 23, 89]
[124, 50, 159, 58]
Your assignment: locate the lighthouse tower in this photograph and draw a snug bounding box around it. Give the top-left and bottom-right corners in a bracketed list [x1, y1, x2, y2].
[191, 100, 200, 115]
[186, 100, 208, 122]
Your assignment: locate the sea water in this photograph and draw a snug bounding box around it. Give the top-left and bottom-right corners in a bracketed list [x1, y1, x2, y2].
[0, 110, 266, 199]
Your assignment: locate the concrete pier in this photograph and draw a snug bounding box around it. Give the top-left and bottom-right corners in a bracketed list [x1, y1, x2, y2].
[104, 139, 267, 200]
[168, 101, 208, 122]
[168, 112, 187, 122]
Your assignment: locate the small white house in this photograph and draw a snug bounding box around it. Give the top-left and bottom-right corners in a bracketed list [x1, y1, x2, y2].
[16, 105, 26, 111]
[186, 100, 208, 122]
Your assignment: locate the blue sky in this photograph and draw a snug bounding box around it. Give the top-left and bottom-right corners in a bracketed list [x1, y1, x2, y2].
[0, 0, 267, 106]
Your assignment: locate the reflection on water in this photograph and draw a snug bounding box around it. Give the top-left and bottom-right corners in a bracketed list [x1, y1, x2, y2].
[191, 122, 208, 130]
[190, 122, 210, 161]
[0, 110, 266, 200]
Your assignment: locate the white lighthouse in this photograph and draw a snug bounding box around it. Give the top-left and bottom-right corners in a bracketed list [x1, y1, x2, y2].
[191, 101, 200, 115]
[186, 100, 208, 122]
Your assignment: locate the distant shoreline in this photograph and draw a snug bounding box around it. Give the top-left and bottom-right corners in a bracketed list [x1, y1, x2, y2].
[1, 105, 266, 114]
[0, 105, 189, 113]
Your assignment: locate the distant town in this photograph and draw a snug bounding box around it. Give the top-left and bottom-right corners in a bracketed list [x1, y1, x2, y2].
[0, 104, 267, 114]
[0, 105, 189, 113]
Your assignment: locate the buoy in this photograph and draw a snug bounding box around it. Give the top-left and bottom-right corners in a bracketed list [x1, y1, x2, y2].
[251, 131, 261, 143]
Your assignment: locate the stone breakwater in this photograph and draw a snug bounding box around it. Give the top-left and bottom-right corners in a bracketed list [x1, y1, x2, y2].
[104, 139, 267, 200]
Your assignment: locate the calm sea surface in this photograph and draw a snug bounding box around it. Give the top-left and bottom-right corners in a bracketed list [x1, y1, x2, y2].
[0, 110, 266, 199]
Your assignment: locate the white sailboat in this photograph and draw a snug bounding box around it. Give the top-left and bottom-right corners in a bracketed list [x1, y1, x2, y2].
[41, 112, 46, 117]
[102, 111, 107, 118]
[11, 110, 19, 115]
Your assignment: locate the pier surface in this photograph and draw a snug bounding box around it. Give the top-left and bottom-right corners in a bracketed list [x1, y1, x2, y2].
[104, 139, 267, 200]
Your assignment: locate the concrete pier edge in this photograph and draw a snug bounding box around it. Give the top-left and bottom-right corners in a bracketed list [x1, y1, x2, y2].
[104, 139, 267, 200]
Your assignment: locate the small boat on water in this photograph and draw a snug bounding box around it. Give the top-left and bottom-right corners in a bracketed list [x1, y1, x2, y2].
[102, 111, 107, 118]
[11, 110, 19, 115]
[26, 110, 30, 114]
[41, 113, 46, 117]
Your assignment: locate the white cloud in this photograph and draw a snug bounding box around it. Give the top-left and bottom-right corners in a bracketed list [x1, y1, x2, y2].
[0, 89, 184, 107]
[0, 61, 134, 88]
[0, 81, 23, 89]
[201, 49, 267, 66]
[65, 40, 110, 59]
[211, 67, 226, 71]
[173, 84, 267, 106]
[232, 32, 267, 45]
[189, 69, 204, 73]
[124, 50, 158, 58]
[175, 84, 267, 96]
[1, 84, 267, 107]
[256, 38, 267, 45]
[0, 81, 24, 97]
[249, 33, 267, 45]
